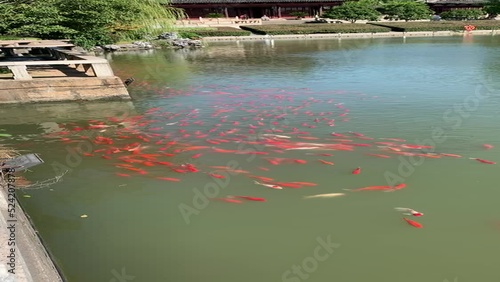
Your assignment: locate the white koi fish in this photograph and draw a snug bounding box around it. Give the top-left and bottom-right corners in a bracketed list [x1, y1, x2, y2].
[261, 134, 291, 139]
[304, 193, 345, 199]
[395, 207, 424, 217]
[253, 180, 283, 190]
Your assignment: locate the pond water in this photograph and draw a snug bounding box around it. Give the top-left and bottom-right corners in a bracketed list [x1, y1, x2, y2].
[3, 35, 500, 282]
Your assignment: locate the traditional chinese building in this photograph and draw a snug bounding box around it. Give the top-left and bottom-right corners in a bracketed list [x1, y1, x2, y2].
[170, 0, 488, 19]
[425, 0, 485, 13]
[171, 0, 343, 19]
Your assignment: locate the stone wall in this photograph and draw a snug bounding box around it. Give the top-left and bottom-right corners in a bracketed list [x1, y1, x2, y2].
[0, 77, 131, 104]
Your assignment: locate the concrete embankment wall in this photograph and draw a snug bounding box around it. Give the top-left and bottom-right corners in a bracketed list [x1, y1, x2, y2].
[202, 30, 498, 42]
[0, 77, 130, 104]
[1, 149, 64, 282]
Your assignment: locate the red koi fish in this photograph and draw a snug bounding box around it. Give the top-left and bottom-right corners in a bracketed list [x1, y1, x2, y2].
[386, 183, 407, 192]
[213, 198, 242, 204]
[318, 159, 334, 165]
[352, 167, 361, 175]
[191, 153, 203, 159]
[395, 207, 423, 217]
[208, 173, 225, 179]
[293, 159, 307, 164]
[116, 173, 131, 177]
[156, 177, 181, 182]
[403, 218, 423, 228]
[233, 196, 266, 202]
[483, 144, 494, 150]
[470, 158, 496, 164]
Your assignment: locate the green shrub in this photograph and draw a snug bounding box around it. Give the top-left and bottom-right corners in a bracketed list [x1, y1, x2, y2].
[177, 27, 251, 37]
[367, 20, 500, 31]
[440, 8, 486, 21]
[206, 13, 224, 18]
[289, 11, 308, 19]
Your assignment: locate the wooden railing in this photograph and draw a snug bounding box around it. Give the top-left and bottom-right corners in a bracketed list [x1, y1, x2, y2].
[0, 48, 114, 80]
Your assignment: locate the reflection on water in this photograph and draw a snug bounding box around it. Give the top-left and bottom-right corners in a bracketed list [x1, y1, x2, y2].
[6, 36, 500, 282]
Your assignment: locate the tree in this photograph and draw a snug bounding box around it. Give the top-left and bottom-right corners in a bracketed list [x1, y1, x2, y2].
[382, 0, 433, 21]
[0, 0, 185, 49]
[439, 8, 486, 20]
[324, 0, 381, 23]
[483, 0, 500, 18]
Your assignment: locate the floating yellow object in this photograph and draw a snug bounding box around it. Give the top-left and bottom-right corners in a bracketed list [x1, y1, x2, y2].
[23, 195, 31, 198]
[80, 214, 88, 218]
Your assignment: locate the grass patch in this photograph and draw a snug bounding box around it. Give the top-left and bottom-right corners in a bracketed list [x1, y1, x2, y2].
[368, 20, 500, 32]
[240, 23, 391, 35]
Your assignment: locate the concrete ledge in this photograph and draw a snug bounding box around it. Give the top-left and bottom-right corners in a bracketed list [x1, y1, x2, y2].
[202, 30, 499, 42]
[0, 77, 131, 104]
[0, 181, 63, 282]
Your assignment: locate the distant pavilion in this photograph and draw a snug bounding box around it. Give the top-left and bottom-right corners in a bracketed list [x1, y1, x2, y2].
[170, 0, 487, 19]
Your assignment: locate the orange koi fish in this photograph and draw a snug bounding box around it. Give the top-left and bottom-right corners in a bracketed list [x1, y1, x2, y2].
[440, 153, 462, 158]
[289, 181, 318, 187]
[365, 153, 391, 158]
[208, 173, 225, 179]
[191, 153, 203, 159]
[156, 177, 181, 182]
[352, 167, 361, 175]
[470, 158, 496, 164]
[250, 176, 275, 182]
[116, 173, 131, 177]
[318, 159, 334, 165]
[214, 198, 242, 204]
[403, 218, 423, 228]
[346, 185, 392, 192]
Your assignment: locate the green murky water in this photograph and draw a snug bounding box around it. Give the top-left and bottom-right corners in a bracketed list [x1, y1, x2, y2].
[2, 35, 500, 282]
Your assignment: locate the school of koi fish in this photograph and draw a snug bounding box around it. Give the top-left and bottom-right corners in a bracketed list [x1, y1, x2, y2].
[41, 87, 496, 229]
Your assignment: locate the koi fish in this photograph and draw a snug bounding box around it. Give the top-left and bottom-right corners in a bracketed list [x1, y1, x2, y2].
[214, 198, 242, 204]
[318, 159, 334, 165]
[352, 167, 361, 175]
[208, 173, 225, 179]
[303, 193, 345, 199]
[440, 153, 462, 158]
[156, 177, 181, 182]
[345, 185, 392, 192]
[483, 144, 494, 150]
[403, 218, 423, 228]
[191, 153, 202, 159]
[386, 183, 407, 192]
[395, 207, 423, 217]
[253, 180, 283, 190]
[470, 158, 496, 164]
[289, 181, 318, 187]
[116, 173, 131, 177]
[233, 196, 266, 202]
[365, 153, 391, 159]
